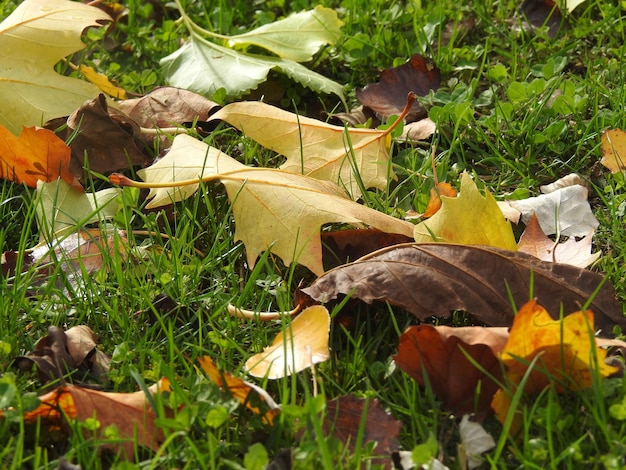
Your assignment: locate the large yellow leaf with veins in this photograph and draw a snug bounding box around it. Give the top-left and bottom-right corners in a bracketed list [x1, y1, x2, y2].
[0, 0, 110, 134]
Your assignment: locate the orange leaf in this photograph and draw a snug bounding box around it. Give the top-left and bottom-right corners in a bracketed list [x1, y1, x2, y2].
[198, 356, 279, 425]
[600, 129, 626, 174]
[491, 300, 618, 426]
[0, 125, 81, 190]
[421, 182, 457, 218]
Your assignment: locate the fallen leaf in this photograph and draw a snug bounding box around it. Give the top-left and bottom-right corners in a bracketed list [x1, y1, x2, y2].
[227, 6, 342, 62]
[518, 0, 568, 38]
[78, 65, 127, 99]
[245, 305, 330, 379]
[324, 395, 402, 469]
[16, 380, 171, 460]
[420, 182, 457, 218]
[507, 185, 598, 237]
[0, 0, 110, 134]
[0, 125, 81, 190]
[302, 243, 626, 335]
[117, 87, 220, 129]
[539, 173, 585, 194]
[600, 129, 626, 174]
[47, 94, 150, 179]
[126, 134, 415, 275]
[198, 356, 280, 425]
[491, 300, 618, 426]
[398, 117, 437, 142]
[517, 213, 600, 268]
[458, 415, 496, 469]
[356, 55, 441, 118]
[394, 324, 508, 415]
[15, 325, 110, 386]
[208, 99, 410, 197]
[414, 172, 517, 250]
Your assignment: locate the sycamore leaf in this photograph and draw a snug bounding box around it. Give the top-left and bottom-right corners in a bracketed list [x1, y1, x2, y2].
[209, 101, 402, 196]
[517, 213, 600, 268]
[198, 356, 280, 425]
[35, 179, 122, 241]
[0, 125, 81, 190]
[491, 300, 618, 426]
[600, 129, 626, 174]
[227, 6, 342, 62]
[0, 0, 109, 134]
[161, 35, 345, 102]
[245, 305, 331, 379]
[131, 134, 415, 275]
[414, 172, 517, 250]
[14, 380, 171, 460]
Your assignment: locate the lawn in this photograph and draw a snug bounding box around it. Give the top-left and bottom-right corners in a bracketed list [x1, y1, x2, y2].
[1, 0, 626, 468]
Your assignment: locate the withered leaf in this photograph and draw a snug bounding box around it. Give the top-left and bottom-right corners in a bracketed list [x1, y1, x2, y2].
[47, 94, 150, 179]
[324, 395, 401, 469]
[356, 54, 441, 118]
[302, 243, 626, 336]
[394, 325, 508, 416]
[518, 0, 568, 39]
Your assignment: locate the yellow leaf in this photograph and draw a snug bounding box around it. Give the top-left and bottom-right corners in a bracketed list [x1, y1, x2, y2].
[491, 300, 618, 426]
[132, 134, 414, 275]
[198, 356, 279, 425]
[209, 101, 399, 198]
[245, 305, 331, 379]
[0, 0, 110, 134]
[414, 172, 517, 250]
[79, 65, 127, 99]
[600, 129, 626, 174]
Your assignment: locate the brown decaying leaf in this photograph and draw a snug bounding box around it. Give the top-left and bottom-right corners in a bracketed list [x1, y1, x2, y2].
[323, 395, 402, 469]
[518, 0, 568, 38]
[46, 94, 150, 179]
[356, 54, 441, 118]
[15, 325, 110, 386]
[118, 86, 220, 129]
[198, 356, 280, 425]
[302, 243, 626, 336]
[0, 125, 82, 190]
[517, 213, 600, 268]
[600, 129, 626, 174]
[394, 325, 508, 416]
[17, 380, 171, 460]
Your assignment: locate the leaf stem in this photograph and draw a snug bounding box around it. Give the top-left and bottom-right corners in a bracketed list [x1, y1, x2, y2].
[227, 303, 301, 321]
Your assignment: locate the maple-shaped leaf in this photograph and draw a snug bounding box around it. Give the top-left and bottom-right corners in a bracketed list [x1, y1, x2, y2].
[0, 125, 81, 190]
[517, 213, 600, 268]
[0, 0, 109, 134]
[414, 172, 517, 250]
[209, 100, 408, 197]
[600, 129, 626, 174]
[245, 305, 330, 379]
[117, 134, 414, 275]
[198, 356, 280, 425]
[394, 324, 508, 416]
[227, 5, 342, 62]
[14, 380, 171, 460]
[302, 243, 626, 335]
[491, 300, 618, 427]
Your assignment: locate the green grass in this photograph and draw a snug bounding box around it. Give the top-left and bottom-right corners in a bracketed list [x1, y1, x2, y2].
[2, 0, 626, 468]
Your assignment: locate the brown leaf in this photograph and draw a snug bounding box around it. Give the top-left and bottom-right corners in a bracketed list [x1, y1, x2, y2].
[118, 87, 220, 129]
[15, 325, 111, 386]
[302, 243, 626, 336]
[356, 54, 441, 118]
[0, 125, 82, 190]
[47, 94, 150, 179]
[394, 325, 508, 416]
[324, 395, 401, 469]
[18, 380, 171, 460]
[518, 0, 568, 39]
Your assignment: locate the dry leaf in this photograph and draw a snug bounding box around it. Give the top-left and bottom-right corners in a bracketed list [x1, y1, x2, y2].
[394, 325, 508, 416]
[198, 356, 279, 425]
[245, 305, 331, 379]
[518, 0, 568, 38]
[539, 173, 585, 193]
[420, 182, 457, 218]
[78, 65, 127, 99]
[0, 125, 81, 190]
[302, 243, 626, 335]
[517, 213, 600, 268]
[414, 172, 517, 250]
[600, 129, 626, 174]
[491, 300, 618, 426]
[458, 415, 496, 469]
[208, 100, 403, 198]
[398, 117, 437, 141]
